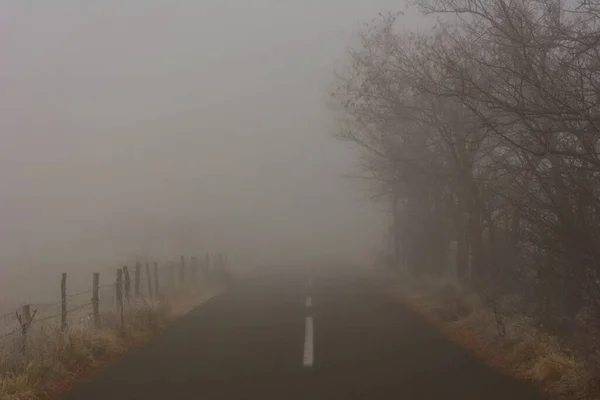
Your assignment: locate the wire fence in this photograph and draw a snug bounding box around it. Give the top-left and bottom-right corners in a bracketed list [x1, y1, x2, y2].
[0, 252, 229, 360]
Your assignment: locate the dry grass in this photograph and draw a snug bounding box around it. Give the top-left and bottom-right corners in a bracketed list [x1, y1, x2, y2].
[0, 284, 223, 400]
[391, 275, 597, 400]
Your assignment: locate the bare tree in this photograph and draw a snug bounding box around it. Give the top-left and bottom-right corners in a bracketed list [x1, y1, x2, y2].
[332, 0, 600, 360]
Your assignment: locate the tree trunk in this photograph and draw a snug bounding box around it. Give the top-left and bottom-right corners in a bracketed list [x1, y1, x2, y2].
[455, 191, 470, 283]
[391, 188, 403, 271]
[468, 195, 484, 289]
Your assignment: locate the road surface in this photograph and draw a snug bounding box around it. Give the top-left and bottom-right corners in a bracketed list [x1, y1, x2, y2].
[64, 268, 546, 399]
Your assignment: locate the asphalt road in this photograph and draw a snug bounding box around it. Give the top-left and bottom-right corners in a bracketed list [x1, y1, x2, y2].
[64, 268, 546, 400]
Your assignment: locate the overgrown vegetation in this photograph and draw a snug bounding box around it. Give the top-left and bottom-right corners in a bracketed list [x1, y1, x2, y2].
[0, 273, 224, 400]
[333, 0, 600, 397]
[391, 275, 593, 398]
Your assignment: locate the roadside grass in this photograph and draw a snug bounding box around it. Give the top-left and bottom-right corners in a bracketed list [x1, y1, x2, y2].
[0, 284, 223, 400]
[390, 275, 597, 400]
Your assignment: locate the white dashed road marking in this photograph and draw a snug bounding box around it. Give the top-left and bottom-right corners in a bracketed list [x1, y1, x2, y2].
[303, 316, 314, 367]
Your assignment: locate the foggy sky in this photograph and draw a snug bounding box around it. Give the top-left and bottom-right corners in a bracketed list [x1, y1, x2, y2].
[0, 0, 411, 303]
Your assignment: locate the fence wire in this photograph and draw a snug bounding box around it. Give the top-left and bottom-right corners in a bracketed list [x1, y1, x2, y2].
[0, 257, 222, 359]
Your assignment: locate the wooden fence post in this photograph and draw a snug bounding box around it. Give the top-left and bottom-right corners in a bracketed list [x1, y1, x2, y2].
[23, 305, 31, 327]
[205, 253, 211, 276]
[123, 266, 131, 303]
[198, 255, 204, 278]
[16, 304, 36, 354]
[116, 269, 124, 336]
[92, 272, 100, 328]
[134, 262, 141, 297]
[217, 253, 221, 282]
[190, 256, 197, 286]
[146, 262, 154, 300]
[223, 254, 229, 278]
[180, 256, 186, 286]
[169, 263, 176, 291]
[61, 273, 67, 331]
[153, 261, 160, 298]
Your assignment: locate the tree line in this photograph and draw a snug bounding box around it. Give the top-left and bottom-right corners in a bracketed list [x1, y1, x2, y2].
[332, 0, 600, 346]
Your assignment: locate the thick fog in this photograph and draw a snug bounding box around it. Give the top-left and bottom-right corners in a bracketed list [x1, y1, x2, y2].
[0, 1, 413, 304]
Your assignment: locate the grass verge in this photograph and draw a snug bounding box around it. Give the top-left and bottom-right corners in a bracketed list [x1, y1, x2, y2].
[0, 284, 223, 400]
[390, 274, 598, 400]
